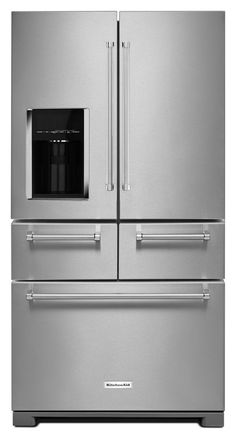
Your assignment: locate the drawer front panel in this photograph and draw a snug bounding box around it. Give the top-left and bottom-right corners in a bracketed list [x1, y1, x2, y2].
[12, 222, 117, 280]
[119, 223, 224, 279]
[12, 281, 224, 411]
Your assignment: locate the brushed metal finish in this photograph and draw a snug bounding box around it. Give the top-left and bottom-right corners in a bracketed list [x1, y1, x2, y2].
[12, 222, 117, 280]
[120, 222, 224, 280]
[12, 281, 224, 411]
[119, 12, 225, 219]
[106, 42, 115, 191]
[12, 12, 117, 219]
[26, 290, 210, 301]
[11, 12, 225, 419]
[121, 42, 131, 191]
[136, 232, 210, 241]
[26, 232, 101, 242]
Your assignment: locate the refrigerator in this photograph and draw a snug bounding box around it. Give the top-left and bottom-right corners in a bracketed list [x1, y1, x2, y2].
[11, 11, 225, 427]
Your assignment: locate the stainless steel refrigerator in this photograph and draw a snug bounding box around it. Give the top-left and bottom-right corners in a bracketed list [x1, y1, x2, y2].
[11, 11, 225, 427]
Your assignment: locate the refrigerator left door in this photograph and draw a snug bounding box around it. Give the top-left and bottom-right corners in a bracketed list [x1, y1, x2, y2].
[12, 12, 117, 219]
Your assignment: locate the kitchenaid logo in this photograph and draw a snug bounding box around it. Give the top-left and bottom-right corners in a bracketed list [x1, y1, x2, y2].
[104, 381, 133, 389]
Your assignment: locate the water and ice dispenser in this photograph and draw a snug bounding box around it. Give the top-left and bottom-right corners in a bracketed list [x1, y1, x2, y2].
[27, 109, 89, 199]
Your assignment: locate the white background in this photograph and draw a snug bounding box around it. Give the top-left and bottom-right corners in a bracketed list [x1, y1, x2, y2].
[0, 0, 235, 436]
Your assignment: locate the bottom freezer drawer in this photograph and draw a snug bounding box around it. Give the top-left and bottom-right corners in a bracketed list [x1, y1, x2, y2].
[12, 281, 224, 411]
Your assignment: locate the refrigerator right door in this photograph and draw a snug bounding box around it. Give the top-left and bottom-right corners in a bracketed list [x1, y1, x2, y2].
[119, 12, 225, 219]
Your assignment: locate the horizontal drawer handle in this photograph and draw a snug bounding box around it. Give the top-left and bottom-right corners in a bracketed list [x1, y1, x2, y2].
[26, 291, 210, 302]
[26, 232, 101, 242]
[136, 232, 210, 242]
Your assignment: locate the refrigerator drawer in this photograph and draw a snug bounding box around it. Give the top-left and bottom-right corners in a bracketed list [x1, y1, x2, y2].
[119, 223, 224, 279]
[12, 222, 117, 280]
[12, 281, 224, 411]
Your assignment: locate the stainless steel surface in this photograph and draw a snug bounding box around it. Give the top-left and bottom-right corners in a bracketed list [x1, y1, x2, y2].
[120, 223, 224, 280]
[119, 12, 225, 219]
[106, 42, 115, 191]
[26, 290, 210, 301]
[26, 231, 101, 242]
[136, 232, 211, 241]
[11, 12, 225, 422]
[12, 222, 117, 280]
[12, 281, 224, 411]
[121, 42, 131, 191]
[12, 12, 117, 219]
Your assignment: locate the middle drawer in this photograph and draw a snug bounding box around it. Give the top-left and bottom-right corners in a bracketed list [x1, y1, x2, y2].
[119, 222, 224, 280]
[12, 222, 117, 280]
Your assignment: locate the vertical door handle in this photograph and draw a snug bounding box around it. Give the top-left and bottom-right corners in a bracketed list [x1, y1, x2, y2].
[122, 42, 131, 191]
[106, 42, 115, 191]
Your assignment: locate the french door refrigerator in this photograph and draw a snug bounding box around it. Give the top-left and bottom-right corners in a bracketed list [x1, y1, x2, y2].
[11, 11, 225, 427]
